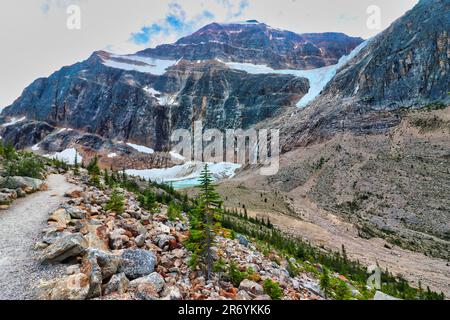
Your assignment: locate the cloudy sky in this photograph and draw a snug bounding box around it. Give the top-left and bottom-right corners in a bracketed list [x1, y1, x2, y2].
[0, 0, 418, 108]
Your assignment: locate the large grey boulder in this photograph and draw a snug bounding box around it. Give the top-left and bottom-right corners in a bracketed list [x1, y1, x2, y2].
[0, 176, 47, 193]
[40, 233, 88, 263]
[118, 249, 157, 280]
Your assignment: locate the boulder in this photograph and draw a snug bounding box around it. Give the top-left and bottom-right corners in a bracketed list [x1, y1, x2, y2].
[155, 234, 176, 250]
[237, 234, 249, 247]
[81, 251, 103, 298]
[118, 249, 157, 280]
[0, 176, 47, 193]
[84, 224, 109, 251]
[129, 272, 165, 293]
[37, 273, 90, 300]
[0, 191, 13, 205]
[135, 234, 146, 248]
[65, 189, 84, 199]
[48, 208, 72, 227]
[63, 205, 87, 219]
[236, 290, 252, 300]
[40, 233, 88, 263]
[84, 248, 121, 279]
[104, 273, 129, 295]
[41, 227, 71, 245]
[135, 283, 159, 300]
[238, 279, 264, 295]
[161, 286, 183, 300]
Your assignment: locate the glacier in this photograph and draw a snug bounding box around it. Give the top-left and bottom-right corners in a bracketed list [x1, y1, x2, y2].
[126, 161, 241, 189]
[224, 40, 369, 108]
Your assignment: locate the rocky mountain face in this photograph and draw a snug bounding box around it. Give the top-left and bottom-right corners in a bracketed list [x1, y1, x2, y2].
[139, 20, 363, 70]
[326, 0, 450, 109]
[237, 0, 450, 265]
[277, 0, 450, 151]
[0, 46, 312, 153]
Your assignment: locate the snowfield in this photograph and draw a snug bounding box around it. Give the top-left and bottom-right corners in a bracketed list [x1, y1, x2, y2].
[44, 148, 82, 165]
[127, 143, 155, 154]
[2, 116, 26, 127]
[126, 161, 241, 189]
[223, 40, 369, 107]
[102, 54, 177, 75]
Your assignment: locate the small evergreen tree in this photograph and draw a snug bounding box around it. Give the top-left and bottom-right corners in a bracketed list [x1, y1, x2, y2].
[87, 156, 101, 187]
[73, 152, 80, 176]
[186, 164, 222, 280]
[105, 189, 125, 214]
[320, 267, 332, 299]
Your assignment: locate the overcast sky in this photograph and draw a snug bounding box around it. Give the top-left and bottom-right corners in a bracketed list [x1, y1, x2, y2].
[0, 0, 418, 108]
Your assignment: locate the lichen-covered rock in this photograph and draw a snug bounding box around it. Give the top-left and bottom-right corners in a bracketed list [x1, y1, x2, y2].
[104, 273, 129, 295]
[118, 249, 157, 280]
[37, 273, 90, 300]
[238, 279, 264, 295]
[129, 272, 165, 293]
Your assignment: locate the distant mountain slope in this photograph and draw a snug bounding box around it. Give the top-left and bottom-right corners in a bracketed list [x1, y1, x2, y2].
[277, 0, 450, 151]
[0, 21, 361, 154]
[325, 0, 450, 108]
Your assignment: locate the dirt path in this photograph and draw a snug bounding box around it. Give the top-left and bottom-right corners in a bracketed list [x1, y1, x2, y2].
[0, 174, 74, 300]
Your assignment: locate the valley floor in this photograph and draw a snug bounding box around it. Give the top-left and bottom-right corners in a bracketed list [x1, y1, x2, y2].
[0, 174, 73, 300]
[211, 181, 450, 297]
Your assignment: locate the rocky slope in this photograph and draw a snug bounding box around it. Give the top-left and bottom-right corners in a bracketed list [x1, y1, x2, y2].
[34, 170, 325, 300]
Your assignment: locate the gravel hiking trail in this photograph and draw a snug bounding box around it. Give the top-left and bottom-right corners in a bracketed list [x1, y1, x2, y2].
[0, 174, 73, 300]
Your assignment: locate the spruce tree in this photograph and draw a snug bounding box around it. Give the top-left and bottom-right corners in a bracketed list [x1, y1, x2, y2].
[73, 152, 80, 176]
[187, 164, 222, 280]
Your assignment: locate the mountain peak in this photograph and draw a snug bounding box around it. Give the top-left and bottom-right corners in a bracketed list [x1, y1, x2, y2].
[139, 21, 363, 70]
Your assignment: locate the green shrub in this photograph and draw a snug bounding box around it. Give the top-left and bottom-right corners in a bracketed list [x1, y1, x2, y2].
[334, 280, 352, 300]
[227, 261, 245, 287]
[168, 201, 183, 221]
[263, 279, 283, 300]
[105, 189, 125, 214]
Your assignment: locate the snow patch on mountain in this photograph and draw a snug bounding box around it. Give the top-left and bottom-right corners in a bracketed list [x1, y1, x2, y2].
[102, 55, 177, 75]
[2, 116, 26, 127]
[224, 40, 369, 107]
[127, 143, 155, 154]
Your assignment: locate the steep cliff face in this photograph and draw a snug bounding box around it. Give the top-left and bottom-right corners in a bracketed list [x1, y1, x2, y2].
[1, 53, 308, 151]
[139, 21, 363, 70]
[278, 0, 450, 151]
[323, 0, 450, 108]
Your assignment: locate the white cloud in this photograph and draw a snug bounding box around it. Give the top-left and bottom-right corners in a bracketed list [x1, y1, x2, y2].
[0, 0, 418, 109]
